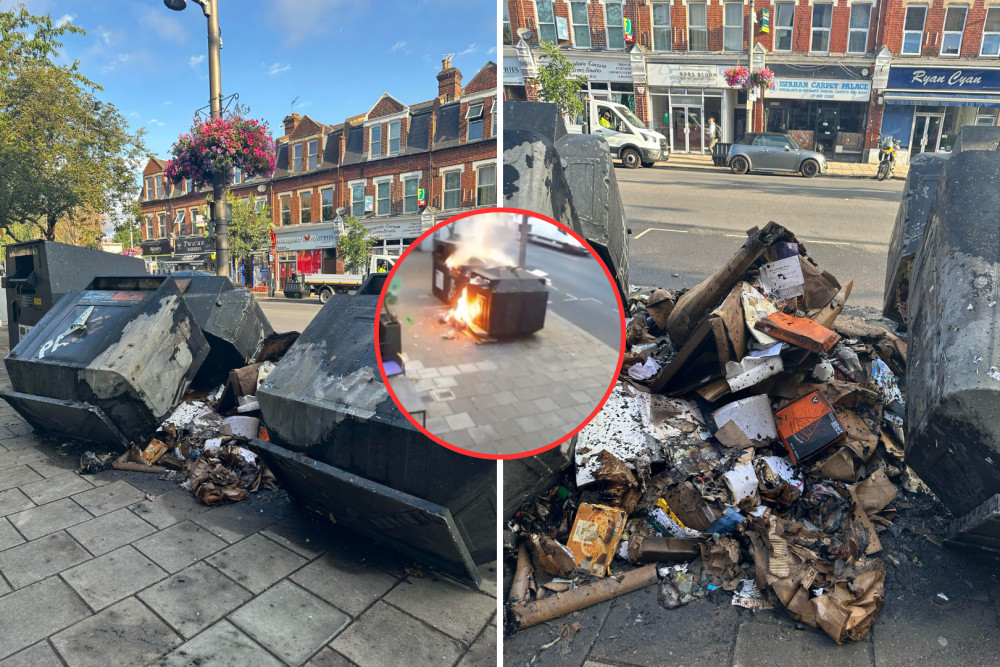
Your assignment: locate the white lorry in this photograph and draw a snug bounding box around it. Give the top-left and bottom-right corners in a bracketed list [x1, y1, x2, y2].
[573, 98, 670, 169]
[301, 254, 396, 303]
[527, 220, 589, 255]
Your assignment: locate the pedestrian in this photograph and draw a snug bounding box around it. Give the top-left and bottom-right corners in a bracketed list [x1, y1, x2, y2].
[707, 116, 721, 151]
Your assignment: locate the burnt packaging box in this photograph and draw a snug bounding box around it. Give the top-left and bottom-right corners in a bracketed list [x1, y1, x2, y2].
[775, 390, 847, 465]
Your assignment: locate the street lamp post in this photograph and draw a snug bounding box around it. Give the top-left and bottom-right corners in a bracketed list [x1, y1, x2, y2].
[164, 0, 230, 279]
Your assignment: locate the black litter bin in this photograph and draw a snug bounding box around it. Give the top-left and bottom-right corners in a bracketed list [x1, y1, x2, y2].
[176, 276, 274, 387]
[254, 284, 495, 589]
[2, 240, 147, 348]
[1, 275, 210, 447]
[712, 142, 733, 167]
[282, 279, 308, 299]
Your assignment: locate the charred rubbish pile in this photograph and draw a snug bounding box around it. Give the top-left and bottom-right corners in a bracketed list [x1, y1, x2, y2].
[505, 223, 922, 644]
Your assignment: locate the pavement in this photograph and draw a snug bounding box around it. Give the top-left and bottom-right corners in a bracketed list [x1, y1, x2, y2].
[0, 336, 497, 667]
[661, 153, 909, 180]
[390, 250, 620, 456]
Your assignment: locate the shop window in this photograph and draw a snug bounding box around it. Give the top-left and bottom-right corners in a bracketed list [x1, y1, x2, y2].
[688, 2, 707, 51]
[299, 192, 312, 224]
[321, 188, 334, 220]
[350, 184, 365, 218]
[443, 170, 461, 210]
[810, 3, 832, 53]
[902, 6, 926, 55]
[983, 8, 1000, 57]
[308, 139, 318, 169]
[536, 1, 557, 43]
[941, 6, 967, 57]
[848, 3, 871, 54]
[774, 3, 794, 52]
[466, 102, 485, 141]
[388, 120, 401, 155]
[403, 177, 419, 213]
[977, 110, 999, 125]
[724, 2, 743, 51]
[375, 181, 390, 216]
[652, 2, 671, 51]
[606, 2, 625, 49]
[476, 164, 496, 207]
[570, 1, 590, 48]
[280, 195, 291, 225]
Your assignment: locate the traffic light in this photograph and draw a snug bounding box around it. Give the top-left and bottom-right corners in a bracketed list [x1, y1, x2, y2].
[759, 8, 770, 33]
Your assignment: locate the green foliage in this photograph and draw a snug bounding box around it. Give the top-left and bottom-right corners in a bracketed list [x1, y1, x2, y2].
[0, 7, 146, 242]
[535, 40, 585, 118]
[225, 192, 272, 266]
[338, 215, 377, 274]
[112, 202, 143, 249]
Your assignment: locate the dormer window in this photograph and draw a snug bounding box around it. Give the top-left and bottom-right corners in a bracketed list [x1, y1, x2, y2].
[466, 102, 485, 141]
[370, 126, 382, 157]
[155, 176, 163, 199]
[233, 167, 242, 184]
[185, 179, 192, 194]
[293, 143, 303, 173]
[388, 121, 401, 155]
[308, 139, 318, 169]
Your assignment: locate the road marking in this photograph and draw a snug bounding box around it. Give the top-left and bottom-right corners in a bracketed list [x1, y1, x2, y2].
[723, 233, 847, 246]
[635, 227, 689, 240]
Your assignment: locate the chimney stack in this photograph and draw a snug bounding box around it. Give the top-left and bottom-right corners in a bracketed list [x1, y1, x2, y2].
[282, 113, 302, 136]
[436, 55, 462, 102]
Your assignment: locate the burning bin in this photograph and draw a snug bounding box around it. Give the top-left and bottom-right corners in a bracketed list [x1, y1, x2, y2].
[177, 276, 274, 386]
[1, 276, 209, 447]
[465, 267, 547, 337]
[432, 238, 461, 303]
[2, 240, 147, 348]
[254, 282, 496, 588]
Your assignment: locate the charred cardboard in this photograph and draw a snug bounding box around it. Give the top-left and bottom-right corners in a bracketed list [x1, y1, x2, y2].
[712, 395, 778, 448]
[566, 503, 627, 578]
[627, 535, 702, 562]
[755, 312, 841, 354]
[775, 391, 847, 465]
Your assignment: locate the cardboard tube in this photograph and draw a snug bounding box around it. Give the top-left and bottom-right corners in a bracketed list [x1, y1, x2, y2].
[509, 542, 532, 602]
[511, 564, 659, 629]
[112, 461, 167, 473]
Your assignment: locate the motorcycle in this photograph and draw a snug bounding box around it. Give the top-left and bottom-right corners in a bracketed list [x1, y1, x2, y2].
[877, 135, 900, 181]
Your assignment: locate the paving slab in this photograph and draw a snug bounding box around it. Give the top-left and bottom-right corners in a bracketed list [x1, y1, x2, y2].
[0, 448, 47, 472]
[873, 596, 1000, 666]
[290, 549, 401, 616]
[70, 480, 145, 516]
[304, 647, 355, 667]
[61, 545, 167, 611]
[151, 620, 281, 667]
[0, 465, 42, 492]
[732, 619, 872, 666]
[128, 489, 210, 530]
[503, 598, 613, 667]
[0, 577, 91, 660]
[19, 473, 93, 506]
[7, 497, 93, 541]
[206, 533, 308, 594]
[25, 457, 79, 479]
[458, 623, 497, 667]
[50, 597, 181, 667]
[0, 641, 63, 667]
[191, 497, 287, 544]
[259, 508, 337, 559]
[133, 520, 228, 573]
[331, 600, 464, 667]
[138, 561, 253, 639]
[0, 489, 35, 517]
[228, 580, 350, 666]
[0, 531, 90, 589]
[66, 507, 156, 556]
[0, 517, 25, 551]
[384, 575, 496, 644]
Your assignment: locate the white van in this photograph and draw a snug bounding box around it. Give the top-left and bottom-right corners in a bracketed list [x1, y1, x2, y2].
[527, 220, 589, 255]
[571, 98, 670, 169]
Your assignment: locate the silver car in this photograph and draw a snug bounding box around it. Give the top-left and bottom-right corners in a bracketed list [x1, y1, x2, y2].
[727, 132, 827, 178]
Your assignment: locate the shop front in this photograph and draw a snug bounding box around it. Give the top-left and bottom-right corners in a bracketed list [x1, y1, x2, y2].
[165, 236, 213, 273]
[363, 217, 424, 257]
[880, 66, 1000, 159]
[647, 63, 734, 153]
[503, 50, 527, 101]
[565, 53, 636, 118]
[274, 222, 340, 288]
[139, 239, 172, 275]
[764, 69, 872, 161]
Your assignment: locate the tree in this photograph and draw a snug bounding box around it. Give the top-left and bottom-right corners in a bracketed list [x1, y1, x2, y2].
[226, 192, 272, 269]
[338, 215, 377, 274]
[0, 8, 146, 242]
[112, 202, 143, 250]
[535, 40, 586, 118]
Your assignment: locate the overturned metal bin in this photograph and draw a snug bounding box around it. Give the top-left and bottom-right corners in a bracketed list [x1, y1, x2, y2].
[176, 276, 274, 387]
[1, 276, 209, 447]
[254, 276, 495, 588]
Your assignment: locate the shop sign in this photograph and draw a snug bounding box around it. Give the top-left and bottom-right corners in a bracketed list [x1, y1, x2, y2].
[887, 66, 1000, 92]
[556, 16, 570, 41]
[140, 239, 171, 256]
[364, 195, 374, 212]
[647, 64, 725, 88]
[275, 228, 339, 252]
[503, 56, 524, 85]
[175, 236, 207, 254]
[565, 55, 633, 82]
[769, 78, 872, 102]
[364, 219, 423, 241]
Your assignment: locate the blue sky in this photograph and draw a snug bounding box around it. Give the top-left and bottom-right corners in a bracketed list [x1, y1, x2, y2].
[1, 0, 498, 160]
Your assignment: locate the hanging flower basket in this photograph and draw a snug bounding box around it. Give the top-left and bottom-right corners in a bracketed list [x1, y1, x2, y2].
[723, 66, 776, 92]
[164, 113, 276, 190]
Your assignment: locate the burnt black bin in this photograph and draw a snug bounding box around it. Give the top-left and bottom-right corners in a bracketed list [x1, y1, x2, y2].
[176, 276, 274, 387]
[2, 240, 147, 348]
[0, 275, 210, 447]
[254, 279, 495, 589]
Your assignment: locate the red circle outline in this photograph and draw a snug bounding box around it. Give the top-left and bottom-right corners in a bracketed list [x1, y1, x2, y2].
[374, 206, 627, 460]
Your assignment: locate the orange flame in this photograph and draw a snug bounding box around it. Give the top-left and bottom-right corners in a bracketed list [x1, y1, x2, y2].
[447, 287, 482, 329]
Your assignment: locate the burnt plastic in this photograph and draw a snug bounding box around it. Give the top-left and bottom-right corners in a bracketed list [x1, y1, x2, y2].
[466, 267, 548, 337]
[1, 275, 209, 447]
[2, 240, 146, 347]
[255, 291, 496, 586]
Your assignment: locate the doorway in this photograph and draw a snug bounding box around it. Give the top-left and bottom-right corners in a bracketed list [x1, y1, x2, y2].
[670, 105, 705, 153]
[912, 113, 943, 154]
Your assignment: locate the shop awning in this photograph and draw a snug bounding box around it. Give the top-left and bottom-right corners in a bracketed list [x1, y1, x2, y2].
[884, 91, 1000, 108]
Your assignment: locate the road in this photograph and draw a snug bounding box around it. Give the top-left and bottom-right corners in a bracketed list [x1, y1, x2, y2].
[258, 298, 322, 334]
[616, 166, 905, 310]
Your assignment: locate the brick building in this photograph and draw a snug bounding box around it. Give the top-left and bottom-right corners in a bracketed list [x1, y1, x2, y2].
[505, 0, 999, 162]
[138, 59, 497, 286]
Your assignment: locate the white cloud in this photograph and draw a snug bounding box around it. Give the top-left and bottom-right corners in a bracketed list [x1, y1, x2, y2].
[390, 40, 407, 53]
[268, 62, 292, 76]
[457, 43, 478, 56]
[298, 101, 313, 108]
[55, 13, 75, 27]
[267, 0, 365, 47]
[129, 112, 140, 118]
[147, 119, 167, 128]
[163, 101, 173, 106]
[488, 45, 497, 55]
[189, 54, 205, 68]
[100, 52, 131, 74]
[136, 6, 188, 43]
